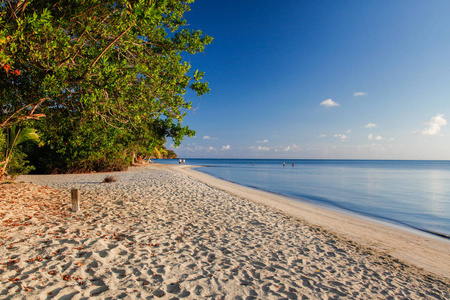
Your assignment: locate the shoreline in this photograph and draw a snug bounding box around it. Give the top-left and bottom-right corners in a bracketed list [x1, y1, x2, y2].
[172, 164, 450, 279]
[188, 165, 450, 241]
[163, 158, 450, 242]
[1, 164, 448, 299]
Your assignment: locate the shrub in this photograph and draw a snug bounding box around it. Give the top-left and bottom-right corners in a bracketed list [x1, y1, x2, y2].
[102, 175, 117, 183]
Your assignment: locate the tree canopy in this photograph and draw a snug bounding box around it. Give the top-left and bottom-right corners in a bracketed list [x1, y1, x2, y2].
[0, 0, 211, 174]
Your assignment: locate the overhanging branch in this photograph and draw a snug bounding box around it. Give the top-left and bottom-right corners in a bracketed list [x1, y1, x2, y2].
[1, 97, 49, 128]
[78, 24, 134, 81]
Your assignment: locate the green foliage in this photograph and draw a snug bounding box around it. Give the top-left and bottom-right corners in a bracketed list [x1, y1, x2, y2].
[166, 149, 177, 159]
[0, 126, 39, 179]
[0, 0, 211, 173]
[2, 145, 35, 178]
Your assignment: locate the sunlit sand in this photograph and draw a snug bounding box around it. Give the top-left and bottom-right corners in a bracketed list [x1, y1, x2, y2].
[1, 164, 448, 299]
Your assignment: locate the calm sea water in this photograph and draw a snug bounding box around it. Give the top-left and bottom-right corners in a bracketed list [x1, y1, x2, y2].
[157, 159, 450, 239]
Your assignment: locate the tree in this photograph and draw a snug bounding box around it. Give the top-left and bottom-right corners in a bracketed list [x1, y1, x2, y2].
[0, 126, 39, 180]
[0, 0, 211, 173]
[166, 149, 177, 159]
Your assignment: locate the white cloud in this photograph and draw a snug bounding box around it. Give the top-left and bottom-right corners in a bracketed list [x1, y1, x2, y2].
[353, 92, 368, 96]
[203, 135, 217, 140]
[284, 144, 301, 152]
[221, 145, 230, 150]
[183, 144, 205, 152]
[365, 123, 377, 128]
[256, 139, 269, 143]
[368, 134, 383, 141]
[345, 129, 352, 134]
[320, 99, 340, 107]
[334, 134, 349, 141]
[415, 114, 447, 136]
[207, 146, 216, 151]
[319, 134, 327, 138]
[251, 146, 270, 151]
[368, 134, 394, 141]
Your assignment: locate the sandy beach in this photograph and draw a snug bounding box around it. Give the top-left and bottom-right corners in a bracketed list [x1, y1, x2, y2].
[1, 164, 449, 299]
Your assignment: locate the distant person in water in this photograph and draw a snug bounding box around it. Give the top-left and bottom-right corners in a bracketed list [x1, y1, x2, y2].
[179, 159, 182, 164]
[183, 159, 186, 164]
[292, 163, 295, 167]
[283, 162, 286, 167]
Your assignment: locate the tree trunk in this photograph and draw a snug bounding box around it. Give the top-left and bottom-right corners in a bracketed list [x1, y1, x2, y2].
[0, 157, 9, 181]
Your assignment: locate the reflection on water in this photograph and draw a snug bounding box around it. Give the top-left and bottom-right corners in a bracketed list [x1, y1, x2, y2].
[428, 170, 447, 217]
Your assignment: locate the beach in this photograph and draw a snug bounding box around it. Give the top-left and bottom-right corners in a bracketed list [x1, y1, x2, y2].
[1, 164, 449, 299]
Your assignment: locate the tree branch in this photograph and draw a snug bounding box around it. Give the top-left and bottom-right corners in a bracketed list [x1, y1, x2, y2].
[78, 24, 133, 80]
[1, 97, 49, 127]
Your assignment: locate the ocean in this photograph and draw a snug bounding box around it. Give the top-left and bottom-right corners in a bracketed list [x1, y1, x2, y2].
[156, 159, 450, 239]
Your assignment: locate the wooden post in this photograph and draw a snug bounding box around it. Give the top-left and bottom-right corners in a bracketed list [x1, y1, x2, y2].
[71, 189, 80, 212]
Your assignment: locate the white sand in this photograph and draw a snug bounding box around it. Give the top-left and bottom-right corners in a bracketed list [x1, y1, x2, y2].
[175, 165, 450, 279]
[0, 164, 448, 299]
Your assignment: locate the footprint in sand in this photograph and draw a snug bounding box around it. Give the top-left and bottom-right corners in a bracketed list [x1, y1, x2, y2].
[166, 282, 181, 293]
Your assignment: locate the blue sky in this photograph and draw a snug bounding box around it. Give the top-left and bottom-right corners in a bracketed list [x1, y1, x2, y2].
[168, 0, 450, 160]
